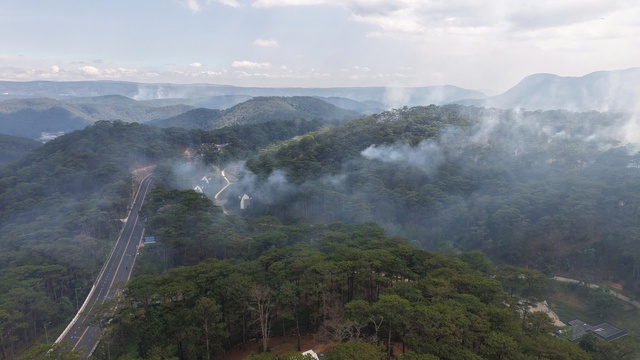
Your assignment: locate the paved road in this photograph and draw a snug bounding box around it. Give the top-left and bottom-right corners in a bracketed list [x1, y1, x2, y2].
[214, 169, 232, 214]
[55, 174, 154, 358]
[552, 276, 640, 309]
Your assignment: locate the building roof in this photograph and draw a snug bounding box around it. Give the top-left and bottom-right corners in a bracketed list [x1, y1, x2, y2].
[567, 319, 590, 341]
[589, 322, 628, 342]
[566, 319, 627, 342]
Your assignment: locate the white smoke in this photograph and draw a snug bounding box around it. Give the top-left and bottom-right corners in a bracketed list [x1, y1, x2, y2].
[239, 168, 298, 204]
[361, 139, 445, 176]
[382, 87, 411, 109]
[133, 85, 168, 100]
[320, 173, 347, 187]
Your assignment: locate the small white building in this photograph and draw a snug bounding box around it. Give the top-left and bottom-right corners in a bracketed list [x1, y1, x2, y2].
[302, 350, 319, 360]
[240, 194, 252, 210]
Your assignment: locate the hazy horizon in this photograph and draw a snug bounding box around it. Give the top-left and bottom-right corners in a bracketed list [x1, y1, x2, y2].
[2, 1, 639, 93]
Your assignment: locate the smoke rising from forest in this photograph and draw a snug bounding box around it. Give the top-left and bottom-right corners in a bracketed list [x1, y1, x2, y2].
[238, 168, 299, 205]
[219, 105, 640, 255]
[160, 100, 640, 262]
[361, 140, 444, 177]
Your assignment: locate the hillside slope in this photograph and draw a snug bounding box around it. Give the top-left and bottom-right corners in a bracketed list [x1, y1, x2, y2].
[0, 96, 193, 138]
[0, 116, 324, 356]
[151, 96, 360, 130]
[240, 105, 640, 285]
[459, 67, 640, 112]
[0, 133, 42, 167]
[0, 81, 487, 108]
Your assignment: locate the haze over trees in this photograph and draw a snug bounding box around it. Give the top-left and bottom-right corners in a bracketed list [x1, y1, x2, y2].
[149, 96, 360, 130]
[458, 67, 640, 112]
[2, 68, 639, 140]
[3, 88, 640, 358]
[0, 134, 41, 168]
[0, 96, 357, 140]
[0, 118, 320, 359]
[0, 96, 192, 139]
[239, 105, 640, 290]
[105, 201, 589, 359]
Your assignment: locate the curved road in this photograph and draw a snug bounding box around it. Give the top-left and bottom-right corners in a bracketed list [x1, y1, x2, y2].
[55, 174, 154, 357]
[214, 168, 231, 214]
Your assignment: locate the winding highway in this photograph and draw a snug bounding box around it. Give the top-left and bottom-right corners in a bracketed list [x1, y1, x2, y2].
[55, 173, 154, 358]
[214, 169, 232, 214]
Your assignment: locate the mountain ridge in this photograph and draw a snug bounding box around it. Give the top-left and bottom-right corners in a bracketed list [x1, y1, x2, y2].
[0, 96, 193, 138]
[150, 96, 360, 130]
[458, 67, 640, 112]
[0, 81, 487, 108]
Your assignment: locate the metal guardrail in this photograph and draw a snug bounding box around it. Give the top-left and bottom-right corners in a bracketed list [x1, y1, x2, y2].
[54, 173, 153, 346]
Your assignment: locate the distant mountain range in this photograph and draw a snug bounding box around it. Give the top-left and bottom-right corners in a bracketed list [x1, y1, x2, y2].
[0, 95, 361, 139]
[141, 95, 254, 110]
[457, 67, 640, 112]
[150, 96, 360, 130]
[0, 95, 192, 139]
[0, 81, 484, 139]
[1, 67, 639, 139]
[0, 81, 486, 108]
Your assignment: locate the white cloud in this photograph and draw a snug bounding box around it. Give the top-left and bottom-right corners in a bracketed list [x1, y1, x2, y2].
[189, 62, 203, 68]
[77, 66, 138, 78]
[253, 38, 279, 47]
[249, 0, 640, 38]
[215, 0, 241, 7]
[117, 67, 138, 75]
[252, 0, 329, 7]
[80, 65, 101, 75]
[243, 0, 640, 90]
[506, 0, 631, 30]
[50, 65, 60, 73]
[180, 0, 241, 12]
[231, 60, 271, 69]
[184, 0, 201, 12]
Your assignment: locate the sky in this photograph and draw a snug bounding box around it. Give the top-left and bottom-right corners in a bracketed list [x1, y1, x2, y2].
[1, 0, 639, 92]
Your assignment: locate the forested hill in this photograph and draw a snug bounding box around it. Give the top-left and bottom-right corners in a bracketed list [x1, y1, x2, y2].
[141, 94, 253, 110]
[100, 191, 589, 359]
[0, 81, 487, 108]
[239, 105, 640, 287]
[0, 96, 192, 139]
[221, 96, 360, 125]
[0, 118, 323, 357]
[150, 96, 361, 130]
[458, 67, 640, 112]
[0, 121, 179, 359]
[0, 98, 92, 139]
[148, 108, 224, 130]
[0, 133, 41, 168]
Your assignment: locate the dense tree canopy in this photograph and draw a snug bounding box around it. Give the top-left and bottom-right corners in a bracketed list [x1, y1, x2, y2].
[241, 105, 640, 289]
[0, 118, 322, 359]
[5, 103, 640, 359]
[0, 134, 41, 168]
[101, 199, 589, 359]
